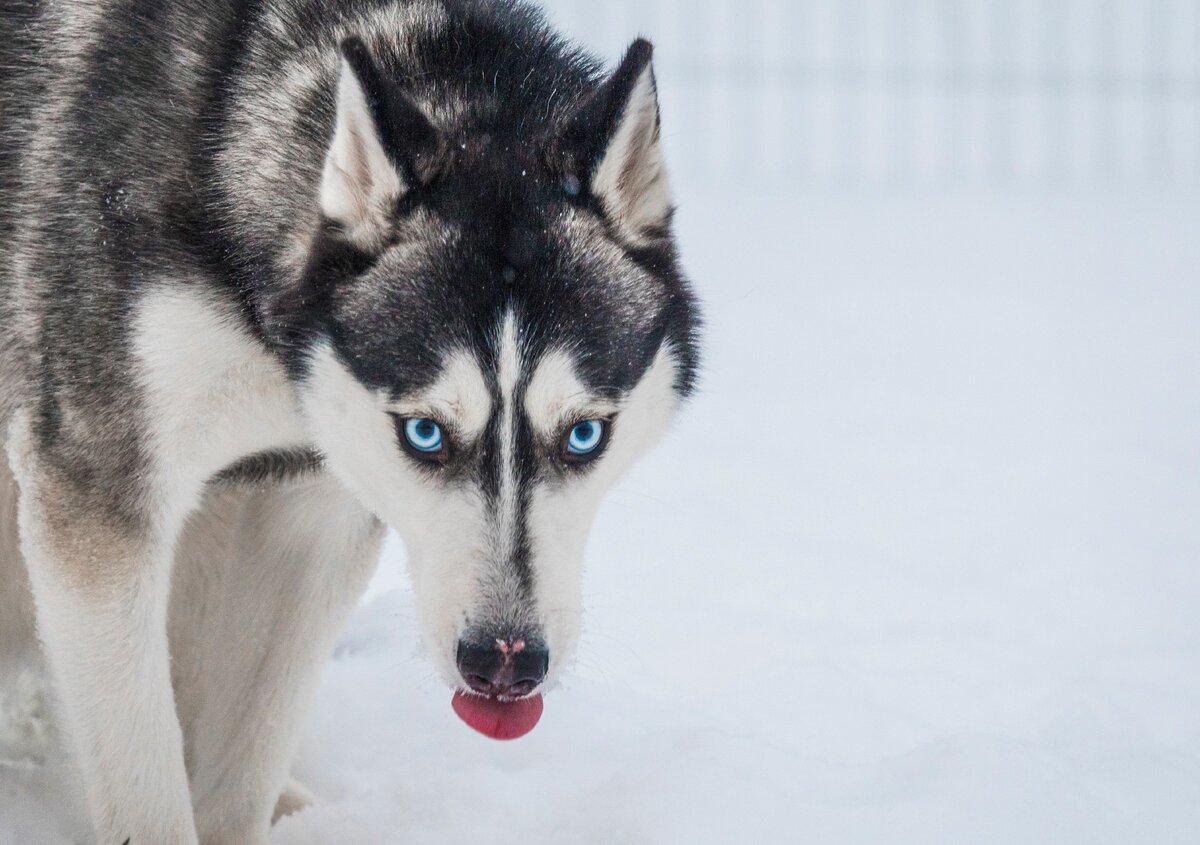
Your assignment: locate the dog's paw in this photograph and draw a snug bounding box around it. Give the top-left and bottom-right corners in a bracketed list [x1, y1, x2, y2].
[272, 777, 316, 824]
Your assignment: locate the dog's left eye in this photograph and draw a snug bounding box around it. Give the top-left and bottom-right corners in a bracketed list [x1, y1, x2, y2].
[562, 419, 608, 464]
[400, 417, 446, 461]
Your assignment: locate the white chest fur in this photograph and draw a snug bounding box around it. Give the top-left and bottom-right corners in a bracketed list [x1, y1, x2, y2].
[133, 285, 310, 511]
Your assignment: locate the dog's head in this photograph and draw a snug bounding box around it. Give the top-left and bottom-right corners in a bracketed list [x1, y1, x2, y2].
[290, 35, 699, 704]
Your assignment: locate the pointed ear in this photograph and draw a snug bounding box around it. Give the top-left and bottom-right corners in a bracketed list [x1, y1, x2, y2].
[320, 37, 445, 243]
[554, 39, 673, 243]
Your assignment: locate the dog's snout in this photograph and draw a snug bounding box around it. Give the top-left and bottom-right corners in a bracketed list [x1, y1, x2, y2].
[456, 635, 549, 699]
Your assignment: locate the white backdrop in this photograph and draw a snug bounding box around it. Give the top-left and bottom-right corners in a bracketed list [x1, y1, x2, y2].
[540, 0, 1200, 187]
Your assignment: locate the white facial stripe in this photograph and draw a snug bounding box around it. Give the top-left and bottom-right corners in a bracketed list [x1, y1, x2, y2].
[523, 348, 618, 438]
[495, 311, 522, 565]
[389, 350, 492, 440]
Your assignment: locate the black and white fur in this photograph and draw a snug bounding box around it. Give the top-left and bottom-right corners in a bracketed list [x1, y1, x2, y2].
[0, 1, 700, 842]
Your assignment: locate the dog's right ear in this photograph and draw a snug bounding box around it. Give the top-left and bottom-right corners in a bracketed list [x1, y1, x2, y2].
[320, 37, 444, 243]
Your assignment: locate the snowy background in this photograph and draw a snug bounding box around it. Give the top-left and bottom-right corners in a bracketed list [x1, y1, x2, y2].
[4, 1, 1200, 842]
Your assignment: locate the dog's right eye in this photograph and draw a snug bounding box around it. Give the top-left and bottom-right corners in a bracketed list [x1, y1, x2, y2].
[398, 417, 448, 464]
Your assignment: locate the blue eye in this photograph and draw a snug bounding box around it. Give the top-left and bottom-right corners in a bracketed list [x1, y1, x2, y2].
[403, 418, 444, 455]
[564, 419, 606, 461]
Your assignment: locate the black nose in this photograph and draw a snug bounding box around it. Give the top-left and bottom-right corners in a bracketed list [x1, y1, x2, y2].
[456, 635, 549, 699]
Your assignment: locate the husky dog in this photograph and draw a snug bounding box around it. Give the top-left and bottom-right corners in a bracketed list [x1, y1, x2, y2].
[0, 0, 700, 841]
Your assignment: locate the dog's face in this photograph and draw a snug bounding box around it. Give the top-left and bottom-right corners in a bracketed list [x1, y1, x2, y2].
[292, 37, 698, 695]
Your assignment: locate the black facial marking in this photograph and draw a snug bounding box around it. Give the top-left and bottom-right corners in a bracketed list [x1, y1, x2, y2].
[502, 227, 539, 269]
[285, 19, 699, 403]
[508, 406, 539, 595]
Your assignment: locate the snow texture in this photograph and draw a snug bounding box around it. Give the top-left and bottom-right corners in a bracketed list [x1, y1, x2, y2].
[2, 189, 1199, 842]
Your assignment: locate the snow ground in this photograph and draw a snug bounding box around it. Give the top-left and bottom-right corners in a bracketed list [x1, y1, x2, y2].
[2, 188, 1199, 843]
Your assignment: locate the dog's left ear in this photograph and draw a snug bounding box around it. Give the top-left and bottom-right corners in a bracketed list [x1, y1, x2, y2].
[553, 39, 673, 243]
[321, 37, 444, 244]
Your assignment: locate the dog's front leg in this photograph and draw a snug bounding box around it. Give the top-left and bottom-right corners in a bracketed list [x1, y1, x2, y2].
[177, 475, 384, 845]
[6, 416, 199, 845]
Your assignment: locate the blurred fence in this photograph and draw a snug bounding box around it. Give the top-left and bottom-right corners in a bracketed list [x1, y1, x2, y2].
[538, 0, 1200, 189]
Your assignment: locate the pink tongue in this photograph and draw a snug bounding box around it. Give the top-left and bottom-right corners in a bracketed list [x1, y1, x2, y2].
[452, 691, 544, 740]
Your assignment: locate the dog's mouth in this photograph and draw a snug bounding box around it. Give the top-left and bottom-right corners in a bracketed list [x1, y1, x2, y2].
[451, 689, 545, 740]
